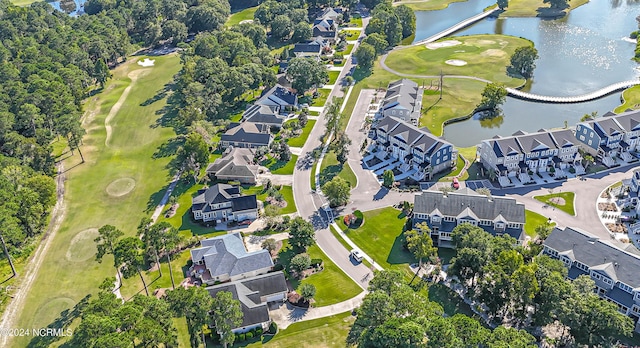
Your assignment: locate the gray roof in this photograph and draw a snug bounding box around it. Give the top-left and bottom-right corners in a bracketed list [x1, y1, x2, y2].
[206, 272, 287, 329]
[486, 128, 580, 158]
[605, 109, 640, 133]
[414, 188, 525, 223]
[221, 122, 272, 147]
[206, 148, 259, 179]
[593, 117, 624, 137]
[380, 79, 421, 118]
[192, 183, 258, 214]
[376, 116, 451, 156]
[243, 104, 284, 126]
[317, 7, 341, 20]
[190, 233, 273, 279]
[544, 226, 640, 288]
[256, 84, 298, 109]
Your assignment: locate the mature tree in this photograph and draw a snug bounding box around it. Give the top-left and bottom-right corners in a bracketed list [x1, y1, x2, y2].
[449, 247, 485, 286]
[291, 22, 312, 43]
[324, 99, 342, 136]
[361, 0, 388, 9]
[449, 314, 490, 346]
[271, 15, 293, 41]
[368, 4, 403, 46]
[288, 217, 316, 251]
[354, 42, 377, 72]
[178, 132, 209, 182]
[580, 111, 598, 122]
[332, 131, 352, 164]
[276, 141, 292, 162]
[382, 169, 395, 188]
[394, 5, 416, 38]
[477, 83, 507, 114]
[532, 271, 572, 326]
[404, 228, 437, 268]
[486, 326, 536, 348]
[362, 33, 389, 54]
[300, 283, 317, 301]
[114, 237, 149, 296]
[322, 176, 351, 207]
[142, 220, 181, 289]
[497, 0, 509, 10]
[261, 238, 277, 254]
[211, 291, 243, 348]
[138, 218, 160, 276]
[232, 22, 267, 48]
[290, 253, 311, 277]
[95, 225, 124, 284]
[535, 221, 554, 240]
[162, 19, 188, 44]
[93, 59, 111, 88]
[286, 57, 329, 93]
[510, 264, 539, 322]
[509, 46, 539, 79]
[166, 286, 213, 347]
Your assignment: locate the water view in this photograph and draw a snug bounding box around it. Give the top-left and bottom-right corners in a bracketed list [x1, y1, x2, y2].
[413, 0, 640, 146]
[47, 0, 85, 16]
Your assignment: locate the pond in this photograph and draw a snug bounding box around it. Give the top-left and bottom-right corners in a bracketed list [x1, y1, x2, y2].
[413, 0, 640, 146]
[47, 0, 86, 17]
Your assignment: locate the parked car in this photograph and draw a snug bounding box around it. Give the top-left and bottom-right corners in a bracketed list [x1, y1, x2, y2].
[452, 177, 460, 189]
[238, 220, 253, 226]
[350, 249, 364, 263]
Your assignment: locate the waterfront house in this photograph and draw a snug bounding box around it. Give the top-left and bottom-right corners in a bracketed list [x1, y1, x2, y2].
[375, 79, 423, 126]
[575, 110, 640, 167]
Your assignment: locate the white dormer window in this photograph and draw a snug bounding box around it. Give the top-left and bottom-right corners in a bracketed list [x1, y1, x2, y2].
[432, 216, 441, 223]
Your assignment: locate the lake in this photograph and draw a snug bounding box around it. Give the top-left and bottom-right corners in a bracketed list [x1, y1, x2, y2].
[413, 0, 640, 146]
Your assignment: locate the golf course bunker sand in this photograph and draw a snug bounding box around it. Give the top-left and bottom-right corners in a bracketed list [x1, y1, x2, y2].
[137, 58, 155, 67]
[426, 40, 461, 49]
[481, 49, 507, 58]
[32, 297, 75, 329]
[445, 59, 468, 66]
[477, 39, 496, 45]
[66, 228, 99, 262]
[106, 177, 136, 197]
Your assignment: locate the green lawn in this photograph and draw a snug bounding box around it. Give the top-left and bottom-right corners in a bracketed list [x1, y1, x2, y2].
[12, 55, 183, 347]
[347, 14, 363, 27]
[319, 151, 357, 188]
[278, 242, 362, 307]
[329, 225, 372, 269]
[262, 154, 298, 175]
[286, 120, 316, 148]
[533, 192, 576, 216]
[616, 85, 640, 113]
[384, 35, 529, 87]
[342, 44, 354, 55]
[120, 249, 192, 299]
[524, 209, 555, 238]
[394, 0, 468, 11]
[428, 283, 476, 317]
[243, 184, 297, 215]
[327, 71, 340, 85]
[311, 89, 331, 107]
[343, 207, 415, 272]
[502, 0, 589, 17]
[10, 0, 39, 6]
[246, 311, 354, 347]
[174, 317, 191, 348]
[226, 6, 258, 27]
[340, 29, 361, 40]
[433, 154, 466, 182]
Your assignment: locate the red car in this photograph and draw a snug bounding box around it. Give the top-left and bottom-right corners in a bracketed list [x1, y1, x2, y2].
[238, 220, 253, 226]
[452, 177, 460, 189]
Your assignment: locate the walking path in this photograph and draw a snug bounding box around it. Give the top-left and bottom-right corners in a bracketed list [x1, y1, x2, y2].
[270, 291, 367, 329]
[412, 8, 499, 46]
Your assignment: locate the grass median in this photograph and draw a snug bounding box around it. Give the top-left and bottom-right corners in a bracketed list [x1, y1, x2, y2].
[534, 191, 576, 216]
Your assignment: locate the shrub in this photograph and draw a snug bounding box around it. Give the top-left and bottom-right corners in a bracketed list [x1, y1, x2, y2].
[246, 332, 254, 339]
[269, 321, 278, 334]
[239, 333, 246, 341]
[256, 328, 263, 336]
[310, 258, 323, 267]
[273, 263, 285, 271]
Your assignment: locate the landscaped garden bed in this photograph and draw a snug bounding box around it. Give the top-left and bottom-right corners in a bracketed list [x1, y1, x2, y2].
[598, 202, 618, 212]
[606, 223, 628, 233]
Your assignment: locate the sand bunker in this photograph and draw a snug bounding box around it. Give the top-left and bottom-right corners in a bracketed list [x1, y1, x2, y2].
[137, 58, 155, 67]
[239, 19, 254, 24]
[106, 177, 136, 197]
[66, 228, 99, 262]
[477, 39, 496, 45]
[481, 49, 507, 58]
[445, 59, 468, 66]
[426, 40, 461, 49]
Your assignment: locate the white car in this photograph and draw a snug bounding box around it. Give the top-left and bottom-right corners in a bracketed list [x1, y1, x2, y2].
[350, 249, 364, 263]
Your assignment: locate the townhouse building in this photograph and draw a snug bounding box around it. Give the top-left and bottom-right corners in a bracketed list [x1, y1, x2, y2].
[373, 115, 455, 180]
[376, 79, 423, 126]
[575, 110, 640, 167]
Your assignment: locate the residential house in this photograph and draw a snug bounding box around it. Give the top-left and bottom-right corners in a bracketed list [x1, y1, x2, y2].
[206, 272, 288, 333]
[543, 226, 640, 331]
[576, 110, 640, 167]
[189, 233, 273, 284]
[477, 128, 582, 186]
[220, 122, 272, 149]
[312, 18, 338, 42]
[413, 188, 526, 247]
[191, 183, 258, 223]
[206, 147, 259, 184]
[255, 84, 298, 115]
[242, 104, 285, 129]
[630, 169, 640, 194]
[376, 79, 423, 126]
[316, 7, 342, 22]
[292, 39, 326, 58]
[373, 116, 455, 180]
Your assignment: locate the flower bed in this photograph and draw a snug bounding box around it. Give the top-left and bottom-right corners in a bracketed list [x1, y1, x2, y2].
[598, 202, 618, 212]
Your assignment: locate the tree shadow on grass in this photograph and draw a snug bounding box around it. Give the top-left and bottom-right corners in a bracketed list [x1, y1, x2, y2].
[386, 234, 416, 266]
[141, 82, 174, 107]
[26, 295, 90, 348]
[153, 137, 184, 159]
[319, 164, 344, 187]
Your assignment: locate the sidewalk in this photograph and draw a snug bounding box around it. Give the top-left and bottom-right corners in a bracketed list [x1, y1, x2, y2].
[330, 222, 384, 271]
[270, 291, 366, 329]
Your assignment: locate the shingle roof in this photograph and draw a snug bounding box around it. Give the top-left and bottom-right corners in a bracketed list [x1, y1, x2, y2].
[221, 122, 272, 147]
[380, 79, 421, 121]
[593, 118, 624, 137]
[317, 7, 341, 20]
[206, 272, 288, 329]
[544, 226, 640, 288]
[414, 189, 525, 223]
[293, 40, 324, 54]
[486, 128, 580, 157]
[190, 233, 273, 279]
[256, 84, 298, 108]
[243, 104, 284, 126]
[192, 184, 258, 213]
[206, 148, 259, 179]
[375, 116, 451, 156]
[608, 110, 640, 133]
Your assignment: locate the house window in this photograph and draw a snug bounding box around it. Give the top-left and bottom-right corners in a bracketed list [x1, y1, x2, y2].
[588, 140, 592, 146]
[432, 216, 441, 223]
[583, 128, 587, 134]
[590, 133, 593, 138]
[591, 272, 602, 281]
[619, 283, 633, 293]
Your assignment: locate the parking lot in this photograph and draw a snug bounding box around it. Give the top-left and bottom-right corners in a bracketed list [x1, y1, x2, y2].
[465, 180, 495, 190]
[419, 180, 495, 192]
